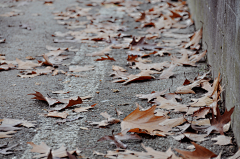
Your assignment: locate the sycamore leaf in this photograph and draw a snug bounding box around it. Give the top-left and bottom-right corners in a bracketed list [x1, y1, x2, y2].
[158, 64, 176, 79]
[95, 55, 116, 61]
[122, 70, 155, 85]
[206, 106, 235, 135]
[130, 37, 162, 50]
[0, 63, 16, 71]
[184, 28, 203, 49]
[74, 103, 96, 113]
[121, 104, 170, 135]
[0, 131, 17, 138]
[27, 142, 74, 158]
[192, 107, 210, 119]
[159, 117, 186, 128]
[98, 130, 141, 149]
[28, 91, 61, 106]
[0, 144, 18, 155]
[16, 58, 41, 69]
[127, 55, 138, 63]
[136, 89, 167, 102]
[47, 111, 68, 119]
[90, 112, 120, 127]
[131, 61, 170, 71]
[112, 65, 126, 72]
[86, 45, 112, 56]
[189, 96, 213, 107]
[173, 133, 208, 142]
[69, 65, 94, 72]
[2, 118, 36, 128]
[189, 50, 207, 63]
[211, 135, 232, 145]
[42, 54, 53, 66]
[171, 53, 196, 66]
[175, 142, 217, 159]
[175, 79, 202, 94]
[52, 96, 83, 111]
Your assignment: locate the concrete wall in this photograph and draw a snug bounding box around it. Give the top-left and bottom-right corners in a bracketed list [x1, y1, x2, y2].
[187, 0, 240, 147]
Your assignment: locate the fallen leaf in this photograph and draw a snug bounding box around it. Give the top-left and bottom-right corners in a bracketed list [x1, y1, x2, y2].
[86, 45, 112, 56]
[52, 96, 82, 111]
[175, 142, 217, 159]
[211, 135, 232, 145]
[206, 106, 235, 135]
[121, 104, 170, 135]
[98, 130, 141, 149]
[0, 63, 16, 71]
[184, 28, 202, 50]
[90, 112, 120, 127]
[122, 70, 155, 85]
[26, 56, 35, 60]
[27, 142, 75, 158]
[0, 131, 17, 138]
[74, 103, 96, 113]
[2, 118, 36, 128]
[130, 37, 162, 50]
[112, 65, 126, 72]
[28, 91, 61, 106]
[52, 90, 70, 94]
[127, 55, 138, 63]
[173, 133, 208, 142]
[16, 58, 41, 70]
[136, 89, 167, 102]
[47, 111, 68, 119]
[0, 144, 18, 155]
[95, 55, 116, 61]
[192, 107, 210, 119]
[158, 64, 176, 79]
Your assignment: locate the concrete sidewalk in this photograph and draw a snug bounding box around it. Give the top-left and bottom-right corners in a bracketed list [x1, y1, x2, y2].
[0, 0, 238, 158]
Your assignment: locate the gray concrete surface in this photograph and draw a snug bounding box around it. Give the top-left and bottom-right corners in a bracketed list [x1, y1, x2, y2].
[187, 0, 240, 147]
[0, 0, 238, 158]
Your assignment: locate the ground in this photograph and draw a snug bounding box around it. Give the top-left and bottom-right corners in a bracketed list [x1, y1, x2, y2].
[0, 0, 238, 159]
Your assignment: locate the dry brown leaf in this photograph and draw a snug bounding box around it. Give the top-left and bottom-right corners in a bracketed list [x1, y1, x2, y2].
[189, 96, 213, 107]
[136, 89, 167, 102]
[131, 61, 170, 71]
[0, 131, 16, 138]
[122, 70, 155, 85]
[0, 144, 18, 155]
[154, 96, 193, 113]
[173, 133, 208, 142]
[211, 135, 232, 145]
[159, 117, 186, 128]
[158, 64, 176, 79]
[0, 63, 16, 71]
[121, 104, 170, 135]
[16, 58, 41, 70]
[127, 55, 138, 63]
[69, 65, 94, 72]
[52, 96, 83, 111]
[86, 45, 112, 56]
[98, 130, 141, 149]
[192, 107, 210, 119]
[95, 55, 116, 61]
[130, 37, 161, 50]
[90, 112, 120, 127]
[171, 53, 196, 66]
[184, 28, 203, 50]
[52, 90, 70, 94]
[175, 79, 202, 94]
[2, 118, 36, 128]
[28, 91, 61, 106]
[27, 142, 74, 158]
[206, 106, 235, 135]
[112, 65, 126, 72]
[74, 103, 96, 113]
[175, 142, 217, 159]
[47, 111, 68, 119]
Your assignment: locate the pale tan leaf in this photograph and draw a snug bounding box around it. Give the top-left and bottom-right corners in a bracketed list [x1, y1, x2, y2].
[211, 135, 232, 145]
